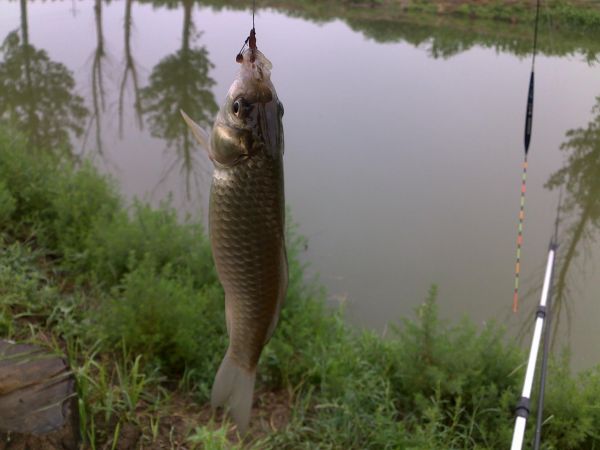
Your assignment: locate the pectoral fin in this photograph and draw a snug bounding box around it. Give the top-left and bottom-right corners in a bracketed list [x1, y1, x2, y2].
[180, 109, 210, 153]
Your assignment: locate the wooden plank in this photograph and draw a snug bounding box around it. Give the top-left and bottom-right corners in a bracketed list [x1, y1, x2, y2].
[0, 340, 79, 449]
[0, 342, 66, 396]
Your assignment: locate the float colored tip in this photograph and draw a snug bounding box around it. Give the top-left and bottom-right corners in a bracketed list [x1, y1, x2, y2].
[513, 157, 528, 313]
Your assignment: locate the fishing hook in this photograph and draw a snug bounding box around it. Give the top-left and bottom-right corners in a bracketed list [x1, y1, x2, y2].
[236, 0, 257, 63]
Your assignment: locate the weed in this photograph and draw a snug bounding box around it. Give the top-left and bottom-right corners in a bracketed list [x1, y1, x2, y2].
[188, 425, 243, 450]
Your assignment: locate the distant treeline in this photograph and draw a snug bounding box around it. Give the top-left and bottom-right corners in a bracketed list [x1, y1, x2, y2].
[6, 0, 600, 60]
[142, 0, 600, 61]
[144, 0, 600, 30]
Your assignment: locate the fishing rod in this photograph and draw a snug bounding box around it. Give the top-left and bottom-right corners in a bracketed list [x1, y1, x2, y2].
[532, 190, 561, 450]
[513, 0, 542, 313]
[510, 231, 558, 450]
[511, 191, 561, 450]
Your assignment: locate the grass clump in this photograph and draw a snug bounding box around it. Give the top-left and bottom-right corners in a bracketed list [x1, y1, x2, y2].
[2, 123, 600, 448]
[260, 286, 520, 449]
[0, 131, 120, 253]
[0, 180, 16, 225]
[83, 201, 216, 288]
[100, 257, 225, 385]
[391, 287, 519, 445]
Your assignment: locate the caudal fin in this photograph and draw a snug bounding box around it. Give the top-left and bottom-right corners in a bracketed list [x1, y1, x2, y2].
[211, 352, 256, 435]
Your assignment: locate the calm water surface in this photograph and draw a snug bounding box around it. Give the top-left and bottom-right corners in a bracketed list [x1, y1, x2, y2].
[1, 0, 599, 369]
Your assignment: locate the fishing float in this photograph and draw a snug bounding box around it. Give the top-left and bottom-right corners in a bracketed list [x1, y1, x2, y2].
[510, 1, 562, 447]
[513, 0, 541, 313]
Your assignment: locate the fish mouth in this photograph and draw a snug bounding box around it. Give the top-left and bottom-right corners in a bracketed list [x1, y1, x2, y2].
[239, 48, 273, 79]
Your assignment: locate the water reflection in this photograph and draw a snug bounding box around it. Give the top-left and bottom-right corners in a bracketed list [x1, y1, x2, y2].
[83, 0, 109, 156]
[346, 17, 600, 61]
[119, 0, 144, 138]
[193, 0, 600, 61]
[545, 96, 600, 342]
[141, 0, 218, 198]
[0, 0, 88, 154]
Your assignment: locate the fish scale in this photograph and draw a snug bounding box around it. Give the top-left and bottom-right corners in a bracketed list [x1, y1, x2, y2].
[210, 151, 285, 371]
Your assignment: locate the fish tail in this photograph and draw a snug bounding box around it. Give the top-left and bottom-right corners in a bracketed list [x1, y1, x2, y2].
[211, 351, 256, 435]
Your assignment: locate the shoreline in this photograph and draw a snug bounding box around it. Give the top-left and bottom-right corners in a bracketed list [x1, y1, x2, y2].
[190, 0, 600, 29]
[188, 0, 600, 60]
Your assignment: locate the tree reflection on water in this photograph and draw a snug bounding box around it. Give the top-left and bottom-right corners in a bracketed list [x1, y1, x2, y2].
[83, 0, 109, 156]
[544, 96, 600, 344]
[141, 0, 218, 199]
[0, 0, 88, 154]
[119, 0, 144, 139]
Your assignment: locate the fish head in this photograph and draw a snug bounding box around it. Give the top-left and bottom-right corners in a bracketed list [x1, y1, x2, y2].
[210, 49, 284, 167]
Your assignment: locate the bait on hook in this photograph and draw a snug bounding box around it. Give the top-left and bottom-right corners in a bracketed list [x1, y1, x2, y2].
[236, 0, 257, 63]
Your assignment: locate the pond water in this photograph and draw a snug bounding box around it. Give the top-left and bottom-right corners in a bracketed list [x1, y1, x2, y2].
[1, 0, 599, 370]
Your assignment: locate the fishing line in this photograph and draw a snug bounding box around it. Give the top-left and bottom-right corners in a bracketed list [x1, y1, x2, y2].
[236, 0, 257, 62]
[236, 39, 249, 59]
[512, 0, 541, 313]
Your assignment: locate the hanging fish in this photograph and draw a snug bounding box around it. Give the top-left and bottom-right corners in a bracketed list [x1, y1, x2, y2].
[181, 44, 287, 434]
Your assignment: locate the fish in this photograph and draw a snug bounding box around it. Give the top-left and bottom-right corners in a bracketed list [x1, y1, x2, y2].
[181, 46, 287, 434]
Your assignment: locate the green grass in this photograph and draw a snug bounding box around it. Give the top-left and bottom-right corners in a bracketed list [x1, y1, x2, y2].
[2, 123, 600, 448]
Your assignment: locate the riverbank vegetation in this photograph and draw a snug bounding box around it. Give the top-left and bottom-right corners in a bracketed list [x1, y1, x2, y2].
[187, 0, 600, 61]
[2, 125, 600, 448]
[147, 0, 600, 30]
[407, 0, 600, 28]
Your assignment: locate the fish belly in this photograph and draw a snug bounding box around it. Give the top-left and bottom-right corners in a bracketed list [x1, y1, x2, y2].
[209, 152, 286, 371]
